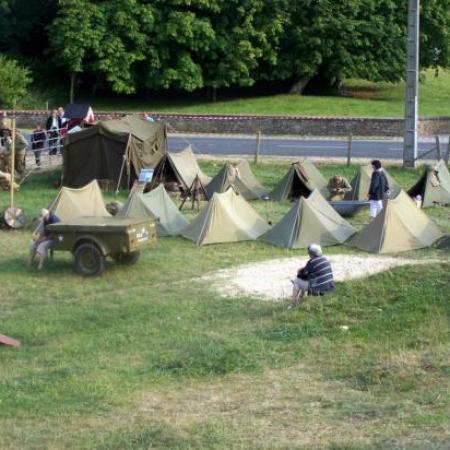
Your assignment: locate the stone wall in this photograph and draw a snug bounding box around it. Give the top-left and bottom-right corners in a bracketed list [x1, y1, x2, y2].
[4, 109, 450, 137]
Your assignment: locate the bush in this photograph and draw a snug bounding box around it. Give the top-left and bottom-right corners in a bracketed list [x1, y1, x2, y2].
[0, 55, 32, 108]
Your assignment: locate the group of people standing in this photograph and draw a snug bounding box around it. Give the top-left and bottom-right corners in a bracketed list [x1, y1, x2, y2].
[32, 107, 68, 165]
[0, 107, 67, 180]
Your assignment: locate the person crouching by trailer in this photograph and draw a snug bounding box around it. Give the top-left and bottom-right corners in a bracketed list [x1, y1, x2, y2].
[290, 244, 335, 309]
[29, 209, 60, 270]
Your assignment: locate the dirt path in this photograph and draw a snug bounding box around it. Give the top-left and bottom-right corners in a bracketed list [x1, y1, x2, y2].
[203, 255, 442, 301]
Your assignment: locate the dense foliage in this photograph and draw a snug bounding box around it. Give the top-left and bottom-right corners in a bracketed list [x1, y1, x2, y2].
[0, 0, 450, 100]
[0, 54, 32, 107]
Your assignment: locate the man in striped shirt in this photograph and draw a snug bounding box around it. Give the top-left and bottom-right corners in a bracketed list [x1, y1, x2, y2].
[290, 244, 335, 308]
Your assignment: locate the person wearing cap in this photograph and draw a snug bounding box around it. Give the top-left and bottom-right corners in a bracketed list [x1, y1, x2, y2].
[368, 159, 390, 219]
[290, 244, 335, 308]
[28, 208, 61, 270]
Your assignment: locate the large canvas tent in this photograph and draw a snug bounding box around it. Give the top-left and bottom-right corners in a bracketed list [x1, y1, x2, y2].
[347, 190, 442, 254]
[346, 165, 401, 201]
[116, 184, 188, 236]
[269, 161, 328, 201]
[407, 160, 450, 208]
[205, 160, 269, 200]
[149, 145, 211, 192]
[62, 115, 167, 188]
[49, 180, 110, 221]
[182, 188, 270, 245]
[260, 190, 356, 249]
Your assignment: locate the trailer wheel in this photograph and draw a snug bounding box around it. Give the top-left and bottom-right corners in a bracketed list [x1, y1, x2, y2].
[112, 251, 140, 265]
[74, 243, 105, 276]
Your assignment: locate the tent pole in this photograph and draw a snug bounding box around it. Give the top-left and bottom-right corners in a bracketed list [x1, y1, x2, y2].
[115, 133, 132, 194]
[9, 117, 16, 211]
[179, 177, 195, 211]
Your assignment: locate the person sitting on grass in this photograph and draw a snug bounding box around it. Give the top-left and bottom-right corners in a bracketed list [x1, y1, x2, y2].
[290, 244, 335, 309]
[29, 208, 60, 270]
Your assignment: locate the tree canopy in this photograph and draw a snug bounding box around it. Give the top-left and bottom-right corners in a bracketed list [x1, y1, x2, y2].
[0, 0, 450, 101]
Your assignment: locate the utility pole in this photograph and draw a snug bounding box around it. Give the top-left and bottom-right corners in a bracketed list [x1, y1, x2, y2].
[403, 0, 420, 168]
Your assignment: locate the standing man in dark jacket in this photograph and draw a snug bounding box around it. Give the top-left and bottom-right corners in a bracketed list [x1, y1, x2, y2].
[368, 160, 389, 219]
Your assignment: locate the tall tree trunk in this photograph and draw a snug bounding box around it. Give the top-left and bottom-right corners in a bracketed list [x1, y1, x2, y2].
[69, 73, 76, 103]
[289, 76, 312, 95]
[211, 86, 217, 103]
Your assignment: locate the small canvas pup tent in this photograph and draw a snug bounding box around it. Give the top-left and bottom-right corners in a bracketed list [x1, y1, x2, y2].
[205, 160, 269, 200]
[407, 160, 450, 208]
[269, 161, 328, 201]
[149, 145, 211, 192]
[260, 190, 356, 249]
[50, 180, 110, 221]
[62, 115, 167, 188]
[182, 188, 270, 245]
[435, 234, 450, 250]
[346, 165, 401, 201]
[117, 184, 189, 236]
[347, 190, 442, 254]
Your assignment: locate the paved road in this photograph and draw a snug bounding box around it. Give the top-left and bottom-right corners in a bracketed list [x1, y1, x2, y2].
[22, 133, 441, 168]
[168, 135, 440, 160]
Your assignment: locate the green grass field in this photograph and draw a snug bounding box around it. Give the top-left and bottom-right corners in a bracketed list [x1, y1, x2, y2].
[87, 69, 450, 118]
[0, 161, 449, 449]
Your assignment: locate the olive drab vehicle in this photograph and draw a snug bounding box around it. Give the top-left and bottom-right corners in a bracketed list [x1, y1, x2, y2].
[47, 217, 157, 276]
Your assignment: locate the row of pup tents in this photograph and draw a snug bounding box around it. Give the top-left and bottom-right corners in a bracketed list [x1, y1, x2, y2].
[46, 180, 444, 254]
[148, 153, 450, 209]
[149, 147, 269, 200]
[60, 114, 450, 208]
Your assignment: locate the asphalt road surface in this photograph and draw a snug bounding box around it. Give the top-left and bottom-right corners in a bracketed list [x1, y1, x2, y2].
[168, 135, 440, 160]
[22, 133, 440, 166]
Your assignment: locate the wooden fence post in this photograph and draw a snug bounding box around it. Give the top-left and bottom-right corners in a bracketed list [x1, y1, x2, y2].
[444, 136, 450, 165]
[254, 131, 261, 165]
[435, 135, 441, 161]
[346, 134, 353, 166]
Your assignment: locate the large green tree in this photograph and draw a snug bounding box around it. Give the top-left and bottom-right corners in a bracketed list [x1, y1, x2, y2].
[51, 0, 152, 99]
[6, 0, 450, 98]
[0, 54, 31, 108]
[138, 0, 217, 92]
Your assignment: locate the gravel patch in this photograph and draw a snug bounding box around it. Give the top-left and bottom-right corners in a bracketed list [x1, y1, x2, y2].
[203, 255, 440, 301]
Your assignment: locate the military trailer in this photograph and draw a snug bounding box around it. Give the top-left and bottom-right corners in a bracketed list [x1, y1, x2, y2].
[47, 216, 156, 276]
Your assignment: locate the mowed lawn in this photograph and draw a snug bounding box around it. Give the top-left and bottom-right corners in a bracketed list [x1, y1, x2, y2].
[0, 161, 450, 449]
[91, 69, 450, 118]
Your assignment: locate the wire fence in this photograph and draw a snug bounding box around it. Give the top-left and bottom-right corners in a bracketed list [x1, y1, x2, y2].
[1, 125, 67, 172]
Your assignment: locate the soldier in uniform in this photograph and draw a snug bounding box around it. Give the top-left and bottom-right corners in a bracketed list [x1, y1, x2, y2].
[4, 128, 28, 179]
[327, 175, 352, 201]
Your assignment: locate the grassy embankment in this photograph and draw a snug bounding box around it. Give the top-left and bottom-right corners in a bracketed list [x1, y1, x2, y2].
[0, 161, 449, 449]
[88, 69, 450, 117]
